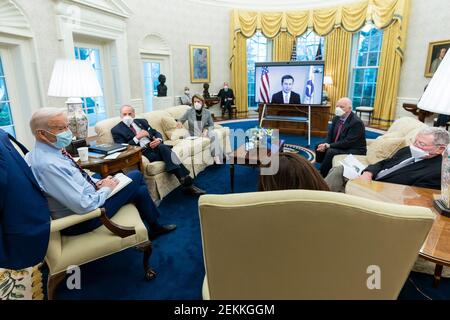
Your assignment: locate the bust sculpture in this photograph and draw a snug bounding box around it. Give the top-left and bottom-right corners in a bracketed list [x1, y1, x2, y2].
[203, 83, 211, 98]
[157, 74, 168, 97]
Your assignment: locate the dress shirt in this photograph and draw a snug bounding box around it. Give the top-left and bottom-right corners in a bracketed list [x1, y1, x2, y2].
[25, 141, 111, 219]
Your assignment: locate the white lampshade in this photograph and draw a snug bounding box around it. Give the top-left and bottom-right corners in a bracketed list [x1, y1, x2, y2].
[48, 59, 103, 98]
[418, 52, 450, 114]
[324, 75, 333, 86]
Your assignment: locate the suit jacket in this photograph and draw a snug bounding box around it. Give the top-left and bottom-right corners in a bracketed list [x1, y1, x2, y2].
[217, 89, 235, 107]
[365, 146, 442, 189]
[178, 107, 215, 137]
[271, 91, 301, 104]
[111, 119, 163, 146]
[327, 112, 367, 153]
[0, 130, 50, 269]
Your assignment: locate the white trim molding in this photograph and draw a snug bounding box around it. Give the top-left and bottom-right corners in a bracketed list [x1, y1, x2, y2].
[0, 0, 33, 38]
[54, 0, 132, 119]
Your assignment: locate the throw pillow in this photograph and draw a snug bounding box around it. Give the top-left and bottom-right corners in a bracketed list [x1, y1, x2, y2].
[366, 136, 406, 164]
[161, 116, 189, 141]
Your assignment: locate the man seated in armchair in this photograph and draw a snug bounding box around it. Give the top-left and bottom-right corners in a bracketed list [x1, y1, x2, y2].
[111, 105, 205, 195]
[325, 127, 450, 192]
[25, 108, 176, 240]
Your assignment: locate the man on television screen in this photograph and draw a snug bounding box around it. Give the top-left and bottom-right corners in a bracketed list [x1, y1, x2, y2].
[271, 75, 301, 104]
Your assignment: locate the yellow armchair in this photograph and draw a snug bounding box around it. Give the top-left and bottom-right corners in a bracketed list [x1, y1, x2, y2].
[45, 205, 155, 300]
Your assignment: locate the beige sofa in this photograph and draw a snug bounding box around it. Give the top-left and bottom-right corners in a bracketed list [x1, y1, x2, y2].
[332, 117, 428, 168]
[95, 105, 231, 201]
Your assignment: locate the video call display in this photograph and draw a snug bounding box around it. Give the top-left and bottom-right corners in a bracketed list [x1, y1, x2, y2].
[255, 61, 325, 105]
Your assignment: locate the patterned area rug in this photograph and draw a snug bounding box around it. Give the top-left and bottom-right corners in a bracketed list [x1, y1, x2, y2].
[283, 143, 316, 163]
[0, 266, 44, 300]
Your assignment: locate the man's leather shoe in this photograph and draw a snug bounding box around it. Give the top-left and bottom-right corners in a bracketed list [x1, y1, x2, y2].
[150, 224, 177, 240]
[184, 185, 206, 196]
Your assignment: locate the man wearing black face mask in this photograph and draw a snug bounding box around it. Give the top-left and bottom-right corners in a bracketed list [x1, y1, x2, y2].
[325, 127, 450, 192]
[316, 97, 367, 177]
[217, 82, 235, 119]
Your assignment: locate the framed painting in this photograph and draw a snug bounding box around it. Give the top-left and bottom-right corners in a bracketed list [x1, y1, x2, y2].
[425, 40, 450, 78]
[189, 45, 210, 83]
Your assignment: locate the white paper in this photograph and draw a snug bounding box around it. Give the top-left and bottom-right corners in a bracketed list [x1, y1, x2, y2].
[104, 152, 122, 160]
[340, 154, 367, 180]
[106, 173, 132, 199]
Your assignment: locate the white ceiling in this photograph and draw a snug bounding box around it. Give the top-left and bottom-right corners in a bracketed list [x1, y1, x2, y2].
[185, 0, 357, 10]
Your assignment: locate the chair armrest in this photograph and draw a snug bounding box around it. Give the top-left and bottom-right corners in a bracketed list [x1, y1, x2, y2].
[50, 208, 102, 233]
[50, 208, 136, 238]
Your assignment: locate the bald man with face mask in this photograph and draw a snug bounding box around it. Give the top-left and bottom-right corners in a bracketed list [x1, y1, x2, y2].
[316, 97, 367, 177]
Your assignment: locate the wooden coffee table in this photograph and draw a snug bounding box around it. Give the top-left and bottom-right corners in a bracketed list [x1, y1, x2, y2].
[229, 140, 285, 193]
[346, 179, 449, 286]
[78, 145, 144, 178]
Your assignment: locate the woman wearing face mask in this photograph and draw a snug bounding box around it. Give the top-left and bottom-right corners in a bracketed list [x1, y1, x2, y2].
[177, 94, 225, 164]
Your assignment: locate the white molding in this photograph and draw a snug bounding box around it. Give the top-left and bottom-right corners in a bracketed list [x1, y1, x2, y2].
[184, 0, 355, 10]
[66, 0, 132, 18]
[0, 0, 33, 38]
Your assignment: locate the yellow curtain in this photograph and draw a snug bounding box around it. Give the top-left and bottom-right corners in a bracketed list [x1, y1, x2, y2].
[230, 32, 248, 118]
[324, 28, 352, 113]
[273, 32, 295, 62]
[230, 0, 410, 119]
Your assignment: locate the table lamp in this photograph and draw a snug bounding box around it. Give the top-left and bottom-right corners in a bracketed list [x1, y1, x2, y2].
[48, 59, 103, 139]
[322, 75, 333, 105]
[418, 51, 450, 216]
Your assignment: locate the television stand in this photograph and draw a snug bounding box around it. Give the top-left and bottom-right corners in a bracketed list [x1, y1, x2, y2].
[258, 103, 330, 140]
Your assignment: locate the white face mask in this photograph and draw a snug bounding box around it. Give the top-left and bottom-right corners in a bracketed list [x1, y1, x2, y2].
[224, 86, 229, 91]
[185, 90, 190, 95]
[122, 116, 134, 127]
[194, 102, 203, 111]
[410, 145, 429, 160]
[335, 107, 345, 117]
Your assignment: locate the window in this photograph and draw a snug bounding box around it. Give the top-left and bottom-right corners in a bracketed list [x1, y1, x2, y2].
[143, 61, 161, 108]
[296, 30, 325, 61]
[247, 31, 272, 109]
[74, 46, 107, 126]
[0, 53, 15, 137]
[349, 25, 383, 108]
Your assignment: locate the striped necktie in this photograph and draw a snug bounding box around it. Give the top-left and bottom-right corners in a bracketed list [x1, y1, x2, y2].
[61, 149, 98, 190]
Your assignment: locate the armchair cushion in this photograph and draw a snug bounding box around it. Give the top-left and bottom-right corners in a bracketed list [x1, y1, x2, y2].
[366, 136, 406, 165]
[161, 116, 189, 140]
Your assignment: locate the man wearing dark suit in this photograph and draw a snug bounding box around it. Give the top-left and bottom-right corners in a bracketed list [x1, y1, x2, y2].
[316, 97, 367, 177]
[271, 75, 301, 104]
[0, 129, 50, 269]
[325, 127, 449, 192]
[111, 105, 205, 195]
[217, 82, 235, 119]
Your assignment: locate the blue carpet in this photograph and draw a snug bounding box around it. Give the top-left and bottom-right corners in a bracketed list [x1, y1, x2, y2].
[47, 120, 450, 300]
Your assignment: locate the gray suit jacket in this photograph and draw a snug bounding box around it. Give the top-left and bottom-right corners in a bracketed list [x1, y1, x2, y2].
[179, 107, 214, 137]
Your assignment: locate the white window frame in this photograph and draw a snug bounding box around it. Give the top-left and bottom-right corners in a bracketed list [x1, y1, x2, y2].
[74, 40, 110, 129]
[348, 26, 383, 108]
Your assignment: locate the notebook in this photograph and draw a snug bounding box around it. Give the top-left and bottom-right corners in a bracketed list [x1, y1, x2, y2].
[89, 143, 127, 155]
[106, 173, 132, 199]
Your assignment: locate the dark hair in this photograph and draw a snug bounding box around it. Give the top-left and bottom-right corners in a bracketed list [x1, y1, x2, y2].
[281, 75, 294, 85]
[258, 153, 329, 192]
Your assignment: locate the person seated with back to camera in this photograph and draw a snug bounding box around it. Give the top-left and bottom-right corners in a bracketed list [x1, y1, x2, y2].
[176, 94, 226, 165]
[111, 105, 205, 195]
[259, 153, 330, 192]
[316, 97, 366, 177]
[25, 108, 176, 239]
[325, 127, 450, 192]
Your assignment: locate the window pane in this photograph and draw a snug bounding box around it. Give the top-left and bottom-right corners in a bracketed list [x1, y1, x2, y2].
[357, 52, 368, 67]
[364, 69, 377, 82]
[0, 102, 13, 126]
[353, 83, 363, 97]
[0, 77, 10, 102]
[368, 52, 379, 66]
[247, 31, 270, 109]
[151, 63, 160, 97]
[75, 46, 106, 126]
[0, 56, 3, 76]
[363, 83, 374, 97]
[296, 30, 325, 61]
[354, 69, 365, 82]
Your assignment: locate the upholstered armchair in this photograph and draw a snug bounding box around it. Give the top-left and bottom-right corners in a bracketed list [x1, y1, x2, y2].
[199, 190, 435, 299]
[45, 205, 155, 300]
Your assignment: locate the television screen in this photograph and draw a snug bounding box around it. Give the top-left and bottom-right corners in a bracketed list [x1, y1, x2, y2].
[255, 61, 325, 105]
